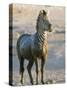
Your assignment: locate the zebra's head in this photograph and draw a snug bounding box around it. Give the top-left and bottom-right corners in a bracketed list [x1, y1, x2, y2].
[36, 10, 52, 32]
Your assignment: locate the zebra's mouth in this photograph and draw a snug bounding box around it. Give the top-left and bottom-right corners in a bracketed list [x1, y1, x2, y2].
[49, 24, 52, 32]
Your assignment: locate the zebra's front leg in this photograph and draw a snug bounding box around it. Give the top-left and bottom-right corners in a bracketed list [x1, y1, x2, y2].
[41, 57, 45, 84]
[35, 59, 38, 84]
[27, 60, 34, 85]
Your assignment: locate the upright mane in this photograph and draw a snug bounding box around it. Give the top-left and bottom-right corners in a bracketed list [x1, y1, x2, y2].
[36, 10, 47, 31]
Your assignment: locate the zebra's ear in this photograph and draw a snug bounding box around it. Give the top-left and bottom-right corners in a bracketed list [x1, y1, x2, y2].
[43, 10, 47, 15]
[40, 10, 47, 16]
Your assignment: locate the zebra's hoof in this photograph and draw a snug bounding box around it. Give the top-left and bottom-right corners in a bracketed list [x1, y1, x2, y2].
[41, 81, 45, 84]
[20, 80, 23, 84]
[31, 81, 34, 85]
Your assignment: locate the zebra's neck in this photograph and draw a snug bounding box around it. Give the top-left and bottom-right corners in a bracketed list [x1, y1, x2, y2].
[35, 30, 48, 49]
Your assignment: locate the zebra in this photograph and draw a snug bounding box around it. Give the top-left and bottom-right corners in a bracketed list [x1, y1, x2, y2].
[17, 10, 52, 85]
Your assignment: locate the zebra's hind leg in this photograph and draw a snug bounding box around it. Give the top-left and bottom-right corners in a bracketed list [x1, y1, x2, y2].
[27, 60, 34, 85]
[19, 57, 24, 84]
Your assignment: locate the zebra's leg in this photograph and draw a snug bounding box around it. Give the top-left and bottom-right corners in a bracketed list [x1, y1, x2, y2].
[20, 57, 24, 84]
[35, 59, 38, 84]
[27, 60, 34, 85]
[41, 57, 45, 84]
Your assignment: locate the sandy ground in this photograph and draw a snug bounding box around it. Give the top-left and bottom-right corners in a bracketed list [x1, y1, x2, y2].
[13, 69, 65, 86]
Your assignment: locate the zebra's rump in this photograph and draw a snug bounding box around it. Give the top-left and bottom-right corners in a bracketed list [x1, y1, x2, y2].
[17, 34, 34, 60]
